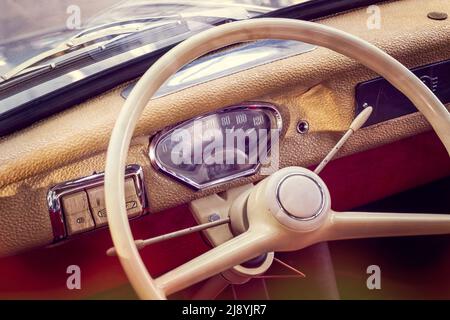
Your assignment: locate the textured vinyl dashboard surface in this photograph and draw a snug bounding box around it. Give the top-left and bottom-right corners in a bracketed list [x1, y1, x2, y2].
[0, 0, 449, 256]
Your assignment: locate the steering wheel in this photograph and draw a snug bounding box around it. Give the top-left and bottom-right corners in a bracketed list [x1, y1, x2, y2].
[105, 18, 450, 300]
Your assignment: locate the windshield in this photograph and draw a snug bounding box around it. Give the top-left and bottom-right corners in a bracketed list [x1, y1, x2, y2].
[0, 0, 306, 75]
[0, 0, 381, 138]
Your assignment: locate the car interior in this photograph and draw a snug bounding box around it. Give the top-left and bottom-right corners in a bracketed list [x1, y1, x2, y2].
[0, 0, 449, 300]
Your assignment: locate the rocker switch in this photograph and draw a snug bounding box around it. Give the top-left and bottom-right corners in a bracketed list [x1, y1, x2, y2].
[61, 191, 95, 235]
[86, 178, 143, 227]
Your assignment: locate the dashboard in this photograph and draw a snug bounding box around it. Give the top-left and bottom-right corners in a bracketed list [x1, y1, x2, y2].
[45, 59, 450, 243]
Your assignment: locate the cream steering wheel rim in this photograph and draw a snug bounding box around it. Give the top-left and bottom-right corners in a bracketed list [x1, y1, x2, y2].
[105, 18, 450, 300]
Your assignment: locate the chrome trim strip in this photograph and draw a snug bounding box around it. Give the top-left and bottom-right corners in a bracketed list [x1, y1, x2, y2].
[149, 102, 282, 190]
[47, 164, 147, 242]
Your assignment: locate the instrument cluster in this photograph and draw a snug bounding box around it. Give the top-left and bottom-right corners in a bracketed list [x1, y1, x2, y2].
[149, 102, 282, 190]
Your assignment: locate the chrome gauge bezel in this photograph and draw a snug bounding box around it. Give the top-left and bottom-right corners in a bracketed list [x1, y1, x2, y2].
[149, 102, 282, 190]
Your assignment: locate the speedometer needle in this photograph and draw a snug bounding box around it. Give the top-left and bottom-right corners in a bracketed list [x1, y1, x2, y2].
[314, 106, 373, 175]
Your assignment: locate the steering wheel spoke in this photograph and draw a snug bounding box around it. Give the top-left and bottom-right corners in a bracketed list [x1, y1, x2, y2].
[155, 229, 276, 296]
[325, 210, 450, 241]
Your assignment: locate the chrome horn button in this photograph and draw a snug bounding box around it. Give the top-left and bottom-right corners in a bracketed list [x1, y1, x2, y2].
[263, 167, 331, 232]
[276, 173, 325, 221]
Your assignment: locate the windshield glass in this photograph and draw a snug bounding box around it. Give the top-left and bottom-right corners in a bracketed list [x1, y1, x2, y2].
[0, 0, 306, 75]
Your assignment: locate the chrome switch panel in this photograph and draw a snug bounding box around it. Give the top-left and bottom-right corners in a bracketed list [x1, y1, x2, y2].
[47, 164, 148, 242]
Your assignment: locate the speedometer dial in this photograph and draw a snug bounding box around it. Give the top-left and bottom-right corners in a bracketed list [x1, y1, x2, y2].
[149, 102, 282, 190]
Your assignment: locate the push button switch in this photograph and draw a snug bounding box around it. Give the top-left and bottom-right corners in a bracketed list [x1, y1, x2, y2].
[124, 178, 142, 218]
[61, 191, 95, 235]
[86, 178, 142, 227]
[87, 186, 108, 227]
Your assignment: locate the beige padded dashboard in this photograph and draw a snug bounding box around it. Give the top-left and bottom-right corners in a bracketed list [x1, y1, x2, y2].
[0, 0, 449, 256]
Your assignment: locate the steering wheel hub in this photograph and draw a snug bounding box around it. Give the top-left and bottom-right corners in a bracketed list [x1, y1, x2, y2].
[276, 173, 325, 221]
[260, 167, 330, 232]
